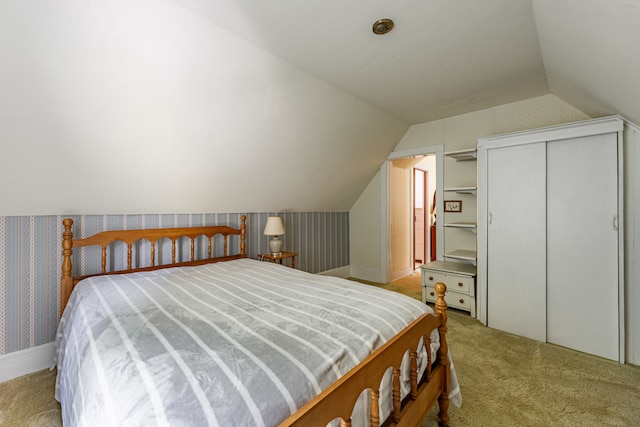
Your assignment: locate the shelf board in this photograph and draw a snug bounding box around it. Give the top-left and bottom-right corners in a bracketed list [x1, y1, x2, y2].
[421, 260, 476, 276]
[444, 249, 477, 262]
[444, 222, 477, 228]
[444, 222, 476, 234]
[444, 148, 477, 161]
[444, 186, 477, 195]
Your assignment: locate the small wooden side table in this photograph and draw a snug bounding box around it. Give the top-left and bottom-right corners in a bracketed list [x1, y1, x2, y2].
[258, 251, 297, 269]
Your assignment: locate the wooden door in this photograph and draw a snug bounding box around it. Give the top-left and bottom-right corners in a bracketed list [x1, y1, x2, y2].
[486, 142, 547, 341]
[546, 132, 620, 360]
[413, 168, 427, 267]
[390, 161, 412, 279]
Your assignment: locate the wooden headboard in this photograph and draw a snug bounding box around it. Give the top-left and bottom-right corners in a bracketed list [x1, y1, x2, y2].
[60, 215, 247, 315]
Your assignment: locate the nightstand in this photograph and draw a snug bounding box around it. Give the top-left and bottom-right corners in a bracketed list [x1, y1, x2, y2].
[258, 251, 297, 269]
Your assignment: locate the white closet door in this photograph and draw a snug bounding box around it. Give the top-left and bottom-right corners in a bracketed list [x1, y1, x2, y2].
[546, 133, 619, 360]
[487, 142, 547, 341]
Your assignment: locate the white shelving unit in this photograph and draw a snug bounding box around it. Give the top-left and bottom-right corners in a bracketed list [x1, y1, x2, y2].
[443, 222, 477, 228]
[423, 147, 479, 317]
[443, 148, 478, 264]
[444, 148, 477, 161]
[444, 186, 477, 195]
[443, 222, 477, 233]
[442, 249, 477, 262]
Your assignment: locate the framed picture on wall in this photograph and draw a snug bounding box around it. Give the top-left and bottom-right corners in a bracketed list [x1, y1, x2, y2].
[444, 200, 462, 212]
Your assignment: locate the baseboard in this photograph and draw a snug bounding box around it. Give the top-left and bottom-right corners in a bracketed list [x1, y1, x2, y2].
[349, 266, 385, 283]
[0, 342, 55, 383]
[317, 265, 351, 278]
[390, 266, 414, 282]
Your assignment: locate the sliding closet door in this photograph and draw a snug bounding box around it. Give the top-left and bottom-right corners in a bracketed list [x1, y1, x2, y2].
[546, 133, 619, 360]
[487, 142, 546, 341]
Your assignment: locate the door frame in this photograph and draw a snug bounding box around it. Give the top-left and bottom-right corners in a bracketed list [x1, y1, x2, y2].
[413, 167, 428, 267]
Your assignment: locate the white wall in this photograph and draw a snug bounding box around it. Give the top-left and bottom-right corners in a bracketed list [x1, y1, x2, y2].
[349, 170, 382, 281]
[0, 0, 408, 216]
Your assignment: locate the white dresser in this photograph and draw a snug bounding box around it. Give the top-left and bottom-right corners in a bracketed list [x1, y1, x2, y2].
[421, 261, 476, 317]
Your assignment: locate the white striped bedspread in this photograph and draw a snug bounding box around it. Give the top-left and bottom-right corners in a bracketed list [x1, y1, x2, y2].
[55, 258, 461, 427]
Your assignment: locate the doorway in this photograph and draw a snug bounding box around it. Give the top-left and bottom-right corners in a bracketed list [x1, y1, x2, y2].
[413, 165, 436, 269]
[382, 145, 444, 284]
[388, 153, 438, 282]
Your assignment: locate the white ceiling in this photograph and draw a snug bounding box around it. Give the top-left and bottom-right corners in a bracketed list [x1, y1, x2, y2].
[533, 0, 640, 125]
[4, 0, 637, 215]
[167, 0, 640, 125]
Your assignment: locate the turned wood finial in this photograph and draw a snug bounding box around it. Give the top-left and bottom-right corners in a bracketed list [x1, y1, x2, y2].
[391, 367, 401, 423]
[240, 215, 247, 256]
[434, 281, 451, 426]
[434, 282, 447, 317]
[409, 350, 418, 399]
[434, 281, 448, 352]
[369, 389, 380, 427]
[61, 218, 74, 316]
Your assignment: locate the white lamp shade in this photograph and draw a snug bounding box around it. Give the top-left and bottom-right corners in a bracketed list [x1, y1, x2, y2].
[264, 216, 285, 236]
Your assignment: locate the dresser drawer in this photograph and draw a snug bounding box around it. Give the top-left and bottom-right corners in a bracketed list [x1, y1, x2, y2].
[424, 286, 473, 311]
[422, 271, 473, 294]
[448, 276, 472, 293]
[422, 271, 447, 287]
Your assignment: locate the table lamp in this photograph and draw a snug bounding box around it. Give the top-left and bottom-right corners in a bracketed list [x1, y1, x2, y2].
[264, 216, 285, 254]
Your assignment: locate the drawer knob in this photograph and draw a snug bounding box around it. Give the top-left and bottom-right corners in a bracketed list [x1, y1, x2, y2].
[458, 282, 464, 287]
[430, 292, 435, 297]
[428, 276, 434, 281]
[459, 299, 465, 304]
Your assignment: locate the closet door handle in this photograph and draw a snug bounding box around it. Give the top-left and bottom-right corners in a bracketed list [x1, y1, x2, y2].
[613, 215, 618, 230]
[489, 212, 492, 224]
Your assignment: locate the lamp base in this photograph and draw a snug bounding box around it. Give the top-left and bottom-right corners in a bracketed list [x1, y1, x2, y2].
[269, 236, 283, 254]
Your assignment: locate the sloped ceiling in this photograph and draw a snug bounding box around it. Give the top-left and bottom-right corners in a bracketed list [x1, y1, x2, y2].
[0, 0, 409, 215]
[2, 0, 638, 216]
[533, 0, 640, 125]
[169, 0, 549, 124]
[170, 0, 640, 125]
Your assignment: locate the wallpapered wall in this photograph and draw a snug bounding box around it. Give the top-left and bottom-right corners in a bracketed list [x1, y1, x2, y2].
[0, 211, 349, 356]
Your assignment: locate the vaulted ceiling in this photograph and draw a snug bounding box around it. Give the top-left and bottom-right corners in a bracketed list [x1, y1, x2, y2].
[2, 0, 639, 215]
[169, 0, 640, 125]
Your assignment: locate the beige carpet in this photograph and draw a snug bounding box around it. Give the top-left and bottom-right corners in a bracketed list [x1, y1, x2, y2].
[0, 367, 60, 426]
[2, 275, 640, 426]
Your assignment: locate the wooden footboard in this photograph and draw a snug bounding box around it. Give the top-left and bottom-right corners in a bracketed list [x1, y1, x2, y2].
[279, 282, 450, 427]
[60, 216, 247, 315]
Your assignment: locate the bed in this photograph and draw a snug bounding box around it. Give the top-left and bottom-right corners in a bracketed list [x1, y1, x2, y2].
[55, 216, 460, 426]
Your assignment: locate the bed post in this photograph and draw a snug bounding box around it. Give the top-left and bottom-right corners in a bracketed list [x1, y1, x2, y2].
[61, 218, 74, 317]
[240, 215, 247, 257]
[434, 282, 450, 427]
